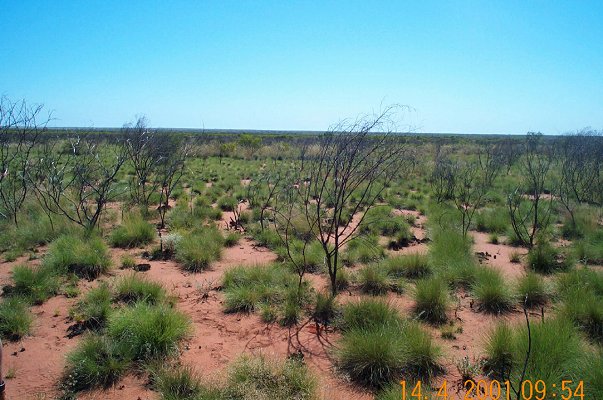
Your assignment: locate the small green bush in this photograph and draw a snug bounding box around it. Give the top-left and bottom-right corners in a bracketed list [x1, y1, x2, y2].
[120, 254, 136, 269]
[312, 292, 338, 325]
[383, 253, 431, 279]
[110, 213, 155, 248]
[358, 265, 390, 295]
[473, 268, 514, 314]
[175, 227, 224, 272]
[43, 235, 112, 279]
[10, 265, 59, 304]
[528, 242, 570, 274]
[107, 302, 191, 361]
[152, 364, 204, 400]
[340, 299, 401, 331]
[516, 272, 548, 307]
[62, 334, 129, 393]
[114, 274, 166, 305]
[343, 235, 385, 265]
[413, 277, 448, 324]
[0, 297, 33, 340]
[70, 283, 113, 329]
[223, 355, 317, 400]
[559, 287, 603, 342]
[224, 232, 241, 247]
[217, 196, 237, 211]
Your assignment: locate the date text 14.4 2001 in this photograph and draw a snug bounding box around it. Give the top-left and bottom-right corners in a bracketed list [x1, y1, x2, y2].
[401, 379, 586, 400]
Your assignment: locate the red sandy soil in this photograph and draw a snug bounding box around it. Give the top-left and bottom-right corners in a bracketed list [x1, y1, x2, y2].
[0, 207, 554, 400]
[471, 231, 528, 281]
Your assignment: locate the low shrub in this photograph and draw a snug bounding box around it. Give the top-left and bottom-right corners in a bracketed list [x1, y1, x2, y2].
[223, 355, 317, 400]
[114, 274, 166, 305]
[312, 292, 338, 325]
[175, 227, 224, 272]
[0, 297, 33, 340]
[358, 265, 390, 295]
[107, 302, 191, 361]
[473, 268, 514, 314]
[70, 284, 112, 332]
[217, 196, 237, 211]
[62, 334, 129, 393]
[383, 253, 431, 279]
[10, 265, 59, 305]
[413, 277, 448, 324]
[528, 242, 571, 274]
[516, 272, 548, 307]
[43, 235, 112, 279]
[109, 213, 155, 248]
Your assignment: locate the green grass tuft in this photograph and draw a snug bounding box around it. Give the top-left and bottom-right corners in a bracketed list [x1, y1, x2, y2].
[109, 213, 155, 248]
[0, 297, 33, 340]
[43, 234, 112, 279]
[413, 277, 449, 324]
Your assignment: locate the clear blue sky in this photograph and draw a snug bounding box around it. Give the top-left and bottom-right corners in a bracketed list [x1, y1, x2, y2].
[1, 1, 602, 134]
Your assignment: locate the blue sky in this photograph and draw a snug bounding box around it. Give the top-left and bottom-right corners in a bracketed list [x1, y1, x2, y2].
[1, 1, 602, 134]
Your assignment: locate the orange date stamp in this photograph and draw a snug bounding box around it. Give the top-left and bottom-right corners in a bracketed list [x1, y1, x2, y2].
[401, 379, 586, 400]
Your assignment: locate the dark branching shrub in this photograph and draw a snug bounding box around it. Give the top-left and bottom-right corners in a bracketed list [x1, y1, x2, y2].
[110, 213, 155, 248]
[413, 277, 449, 324]
[44, 235, 111, 279]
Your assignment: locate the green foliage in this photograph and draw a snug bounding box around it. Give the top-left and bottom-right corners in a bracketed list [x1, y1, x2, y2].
[151, 364, 204, 400]
[43, 234, 112, 279]
[0, 296, 33, 340]
[107, 302, 191, 361]
[516, 272, 548, 307]
[528, 242, 570, 274]
[224, 231, 241, 247]
[473, 268, 514, 314]
[70, 283, 113, 329]
[222, 355, 316, 400]
[413, 277, 449, 324]
[484, 318, 585, 392]
[175, 226, 224, 272]
[312, 292, 338, 325]
[339, 299, 401, 331]
[559, 286, 603, 342]
[474, 207, 509, 234]
[10, 264, 59, 304]
[383, 253, 431, 279]
[336, 318, 440, 388]
[217, 196, 237, 211]
[114, 274, 166, 305]
[109, 213, 155, 248]
[62, 334, 128, 393]
[222, 265, 310, 322]
[343, 235, 385, 265]
[358, 265, 391, 295]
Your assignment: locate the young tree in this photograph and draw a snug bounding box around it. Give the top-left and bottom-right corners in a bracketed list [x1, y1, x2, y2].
[156, 136, 191, 229]
[31, 135, 127, 232]
[278, 107, 408, 295]
[507, 133, 553, 248]
[451, 160, 491, 238]
[122, 117, 163, 212]
[0, 97, 49, 226]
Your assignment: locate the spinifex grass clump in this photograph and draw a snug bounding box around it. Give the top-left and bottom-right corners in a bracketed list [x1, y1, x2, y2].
[10, 264, 60, 305]
[0, 297, 33, 340]
[527, 242, 572, 274]
[484, 318, 591, 394]
[473, 268, 514, 314]
[222, 264, 311, 325]
[150, 363, 206, 400]
[70, 283, 113, 330]
[114, 274, 166, 305]
[557, 268, 603, 342]
[312, 292, 339, 325]
[336, 299, 440, 388]
[109, 212, 155, 248]
[383, 253, 432, 279]
[43, 234, 112, 279]
[175, 226, 224, 272]
[343, 235, 385, 265]
[413, 277, 449, 324]
[358, 265, 391, 295]
[62, 334, 129, 393]
[516, 272, 549, 307]
[107, 302, 191, 361]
